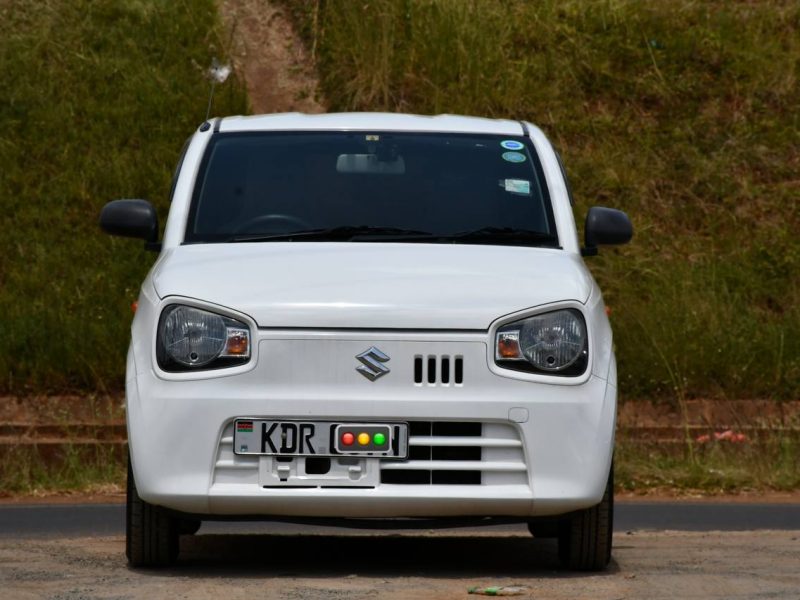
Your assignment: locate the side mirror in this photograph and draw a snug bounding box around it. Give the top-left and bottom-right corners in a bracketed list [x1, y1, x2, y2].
[582, 206, 633, 256]
[99, 199, 160, 251]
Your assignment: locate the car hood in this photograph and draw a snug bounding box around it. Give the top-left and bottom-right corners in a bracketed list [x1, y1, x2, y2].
[152, 243, 594, 330]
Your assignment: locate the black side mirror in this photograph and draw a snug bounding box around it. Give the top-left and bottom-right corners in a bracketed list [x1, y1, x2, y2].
[582, 206, 633, 256]
[100, 199, 160, 251]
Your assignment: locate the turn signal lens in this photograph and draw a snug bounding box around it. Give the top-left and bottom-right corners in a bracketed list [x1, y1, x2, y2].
[496, 331, 522, 359]
[223, 328, 250, 356]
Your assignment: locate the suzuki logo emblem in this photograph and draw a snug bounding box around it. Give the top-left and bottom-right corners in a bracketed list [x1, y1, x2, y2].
[355, 346, 390, 381]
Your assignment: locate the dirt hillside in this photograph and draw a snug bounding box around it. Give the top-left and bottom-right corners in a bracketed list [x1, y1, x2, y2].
[219, 0, 326, 114]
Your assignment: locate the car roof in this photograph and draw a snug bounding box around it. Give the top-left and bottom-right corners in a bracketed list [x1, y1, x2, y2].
[217, 112, 526, 136]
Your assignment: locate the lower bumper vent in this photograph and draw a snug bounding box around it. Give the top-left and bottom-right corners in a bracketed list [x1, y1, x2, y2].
[380, 421, 526, 486]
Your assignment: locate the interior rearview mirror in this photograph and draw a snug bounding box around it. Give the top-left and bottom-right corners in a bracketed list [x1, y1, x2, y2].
[336, 154, 406, 175]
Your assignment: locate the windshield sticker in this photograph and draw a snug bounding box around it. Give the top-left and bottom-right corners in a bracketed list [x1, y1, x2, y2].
[502, 179, 531, 195]
[502, 151, 526, 163]
[500, 140, 524, 150]
[365, 134, 380, 141]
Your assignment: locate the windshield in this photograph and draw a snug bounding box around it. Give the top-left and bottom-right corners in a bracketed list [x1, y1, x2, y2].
[185, 131, 558, 246]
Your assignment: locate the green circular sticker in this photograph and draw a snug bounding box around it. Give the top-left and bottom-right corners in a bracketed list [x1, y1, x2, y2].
[373, 432, 387, 446]
[502, 151, 526, 163]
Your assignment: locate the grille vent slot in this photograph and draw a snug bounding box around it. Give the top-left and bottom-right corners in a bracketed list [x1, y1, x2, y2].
[380, 421, 528, 487]
[414, 355, 463, 385]
[382, 421, 481, 485]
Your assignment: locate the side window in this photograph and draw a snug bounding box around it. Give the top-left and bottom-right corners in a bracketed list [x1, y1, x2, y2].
[169, 137, 192, 203]
[554, 150, 575, 207]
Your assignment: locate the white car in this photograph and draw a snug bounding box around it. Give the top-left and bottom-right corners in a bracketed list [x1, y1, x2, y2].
[101, 112, 632, 570]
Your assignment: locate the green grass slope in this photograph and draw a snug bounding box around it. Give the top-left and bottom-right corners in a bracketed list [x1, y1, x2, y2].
[1, 0, 798, 404]
[285, 0, 800, 401]
[0, 1, 248, 393]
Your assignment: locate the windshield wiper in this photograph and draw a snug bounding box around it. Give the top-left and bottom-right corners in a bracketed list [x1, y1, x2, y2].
[445, 227, 559, 247]
[227, 225, 558, 247]
[347, 226, 559, 246]
[227, 225, 433, 243]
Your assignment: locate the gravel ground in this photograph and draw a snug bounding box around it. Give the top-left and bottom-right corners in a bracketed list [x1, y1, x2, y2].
[1, 529, 798, 599]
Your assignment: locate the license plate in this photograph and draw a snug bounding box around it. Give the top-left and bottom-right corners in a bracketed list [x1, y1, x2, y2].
[233, 419, 408, 458]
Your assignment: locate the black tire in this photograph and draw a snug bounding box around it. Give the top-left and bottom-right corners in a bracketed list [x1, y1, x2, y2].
[126, 455, 179, 567]
[557, 462, 614, 571]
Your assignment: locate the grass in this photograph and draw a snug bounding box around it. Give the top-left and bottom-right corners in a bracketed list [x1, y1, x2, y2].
[1, 0, 797, 403]
[616, 435, 800, 495]
[1, 0, 798, 493]
[0, 444, 125, 497]
[0, 0, 248, 394]
[283, 0, 800, 402]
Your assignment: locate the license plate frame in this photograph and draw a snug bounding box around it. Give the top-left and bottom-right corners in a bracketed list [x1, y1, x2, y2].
[233, 419, 409, 459]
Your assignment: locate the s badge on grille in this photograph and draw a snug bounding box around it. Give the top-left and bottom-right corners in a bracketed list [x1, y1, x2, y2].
[355, 346, 390, 381]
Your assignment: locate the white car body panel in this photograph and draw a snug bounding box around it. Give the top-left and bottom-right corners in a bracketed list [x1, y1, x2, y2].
[125, 112, 618, 521]
[219, 112, 526, 135]
[151, 243, 593, 330]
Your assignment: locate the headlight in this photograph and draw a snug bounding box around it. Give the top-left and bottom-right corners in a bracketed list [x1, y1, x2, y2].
[495, 309, 588, 376]
[156, 304, 251, 372]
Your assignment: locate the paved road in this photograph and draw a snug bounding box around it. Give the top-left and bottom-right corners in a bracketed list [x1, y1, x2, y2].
[1, 501, 798, 538]
[2, 501, 799, 599]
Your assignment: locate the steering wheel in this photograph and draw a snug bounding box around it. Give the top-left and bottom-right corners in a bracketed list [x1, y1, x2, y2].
[234, 214, 314, 235]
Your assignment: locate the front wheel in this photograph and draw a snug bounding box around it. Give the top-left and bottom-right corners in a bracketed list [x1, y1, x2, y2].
[557, 462, 614, 571]
[126, 454, 179, 567]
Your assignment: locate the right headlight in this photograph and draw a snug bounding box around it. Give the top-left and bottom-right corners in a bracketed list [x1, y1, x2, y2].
[494, 308, 588, 376]
[156, 304, 251, 372]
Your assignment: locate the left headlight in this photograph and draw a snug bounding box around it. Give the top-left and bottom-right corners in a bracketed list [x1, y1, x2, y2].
[156, 304, 251, 372]
[495, 309, 588, 376]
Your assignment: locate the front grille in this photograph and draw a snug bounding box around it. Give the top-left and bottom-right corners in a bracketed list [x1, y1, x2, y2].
[212, 420, 529, 489]
[414, 355, 464, 385]
[380, 421, 527, 486]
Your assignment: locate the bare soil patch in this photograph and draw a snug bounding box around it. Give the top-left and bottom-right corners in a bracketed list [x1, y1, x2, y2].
[1, 530, 798, 599]
[219, 0, 325, 114]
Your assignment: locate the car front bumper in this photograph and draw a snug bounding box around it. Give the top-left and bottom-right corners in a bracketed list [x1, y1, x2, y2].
[127, 331, 616, 519]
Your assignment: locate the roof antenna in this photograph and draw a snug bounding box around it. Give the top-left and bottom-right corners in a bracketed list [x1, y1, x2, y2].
[205, 58, 232, 121]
